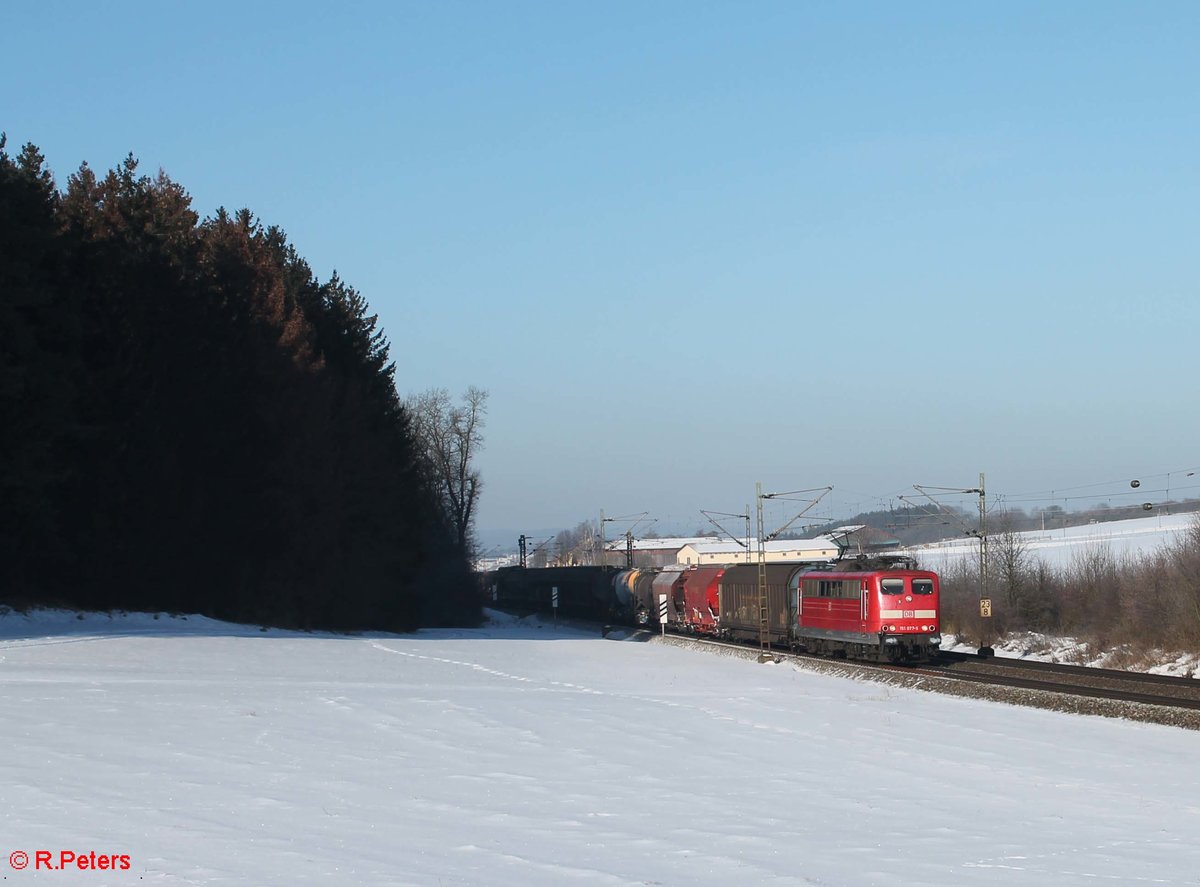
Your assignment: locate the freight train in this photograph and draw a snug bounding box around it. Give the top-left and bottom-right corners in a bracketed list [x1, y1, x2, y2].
[486, 558, 941, 663]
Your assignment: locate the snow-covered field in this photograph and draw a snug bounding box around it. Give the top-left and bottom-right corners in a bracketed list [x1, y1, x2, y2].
[910, 511, 1198, 572]
[1, 608, 1197, 886]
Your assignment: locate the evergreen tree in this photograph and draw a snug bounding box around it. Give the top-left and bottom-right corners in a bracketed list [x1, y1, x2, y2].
[0, 138, 75, 598]
[0, 139, 481, 630]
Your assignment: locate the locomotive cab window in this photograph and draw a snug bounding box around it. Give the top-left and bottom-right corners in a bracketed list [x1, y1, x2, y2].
[881, 578, 905, 595]
[912, 579, 934, 595]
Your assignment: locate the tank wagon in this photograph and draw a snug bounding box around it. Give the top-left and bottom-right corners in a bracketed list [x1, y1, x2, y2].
[612, 568, 660, 625]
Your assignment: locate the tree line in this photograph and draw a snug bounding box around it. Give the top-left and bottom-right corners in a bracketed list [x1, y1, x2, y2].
[0, 137, 482, 631]
[938, 517, 1200, 659]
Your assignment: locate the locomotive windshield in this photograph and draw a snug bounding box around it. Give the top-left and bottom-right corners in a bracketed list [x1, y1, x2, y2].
[881, 579, 905, 595]
[912, 579, 934, 595]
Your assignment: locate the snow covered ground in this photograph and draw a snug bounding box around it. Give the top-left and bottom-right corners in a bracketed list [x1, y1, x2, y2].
[1, 607, 1198, 886]
[910, 511, 1198, 572]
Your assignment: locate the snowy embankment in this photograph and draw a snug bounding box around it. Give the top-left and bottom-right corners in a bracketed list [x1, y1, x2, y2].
[943, 631, 1200, 678]
[1, 608, 1197, 886]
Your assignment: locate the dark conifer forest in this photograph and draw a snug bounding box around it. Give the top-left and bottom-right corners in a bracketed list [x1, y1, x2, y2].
[0, 137, 481, 631]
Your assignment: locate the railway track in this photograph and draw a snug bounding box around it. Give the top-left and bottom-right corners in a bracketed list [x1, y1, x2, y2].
[506, 609, 1200, 727]
[650, 631, 1200, 729]
[908, 651, 1200, 711]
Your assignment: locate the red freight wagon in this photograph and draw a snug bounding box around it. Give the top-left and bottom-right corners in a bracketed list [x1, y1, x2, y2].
[677, 566, 724, 634]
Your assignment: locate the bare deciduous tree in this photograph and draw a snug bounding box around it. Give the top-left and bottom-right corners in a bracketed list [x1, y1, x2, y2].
[1166, 515, 1200, 645]
[552, 520, 598, 566]
[406, 387, 488, 554]
[993, 517, 1030, 613]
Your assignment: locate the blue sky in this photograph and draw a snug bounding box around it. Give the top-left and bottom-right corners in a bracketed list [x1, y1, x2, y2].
[5, 1, 1198, 538]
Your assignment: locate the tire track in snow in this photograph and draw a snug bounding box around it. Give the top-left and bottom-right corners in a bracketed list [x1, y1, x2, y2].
[963, 840, 1181, 884]
[0, 634, 119, 650]
[369, 641, 541, 686]
[368, 641, 802, 736]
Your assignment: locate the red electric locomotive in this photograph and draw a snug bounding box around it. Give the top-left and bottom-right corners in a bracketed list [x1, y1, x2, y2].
[712, 559, 941, 662]
[795, 565, 941, 661]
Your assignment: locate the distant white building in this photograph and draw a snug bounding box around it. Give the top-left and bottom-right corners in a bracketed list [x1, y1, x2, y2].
[675, 538, 840, 566]
[600, 536, 721, 568]
[475, 554, 520, 572]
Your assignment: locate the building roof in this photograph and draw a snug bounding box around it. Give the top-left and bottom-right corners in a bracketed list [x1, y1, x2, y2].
[684, 539, 837, 555]
[603, 536, 724, 552]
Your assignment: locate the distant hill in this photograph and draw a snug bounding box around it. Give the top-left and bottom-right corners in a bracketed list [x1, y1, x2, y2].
[911, 511, 1199, 572]
[801, 500, 1200, 548]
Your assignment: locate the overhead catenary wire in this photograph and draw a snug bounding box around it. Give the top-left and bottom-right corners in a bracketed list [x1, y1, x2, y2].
[577, 466, 1198, 558]
[1003, 466, 1200, 501]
